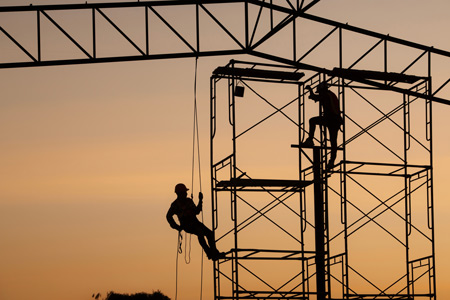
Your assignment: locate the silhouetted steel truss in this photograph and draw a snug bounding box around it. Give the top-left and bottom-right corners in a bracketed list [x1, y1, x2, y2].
[1, 0, 450, 106]
[2, 1, 450, 300]
[0, 0, 321, 67]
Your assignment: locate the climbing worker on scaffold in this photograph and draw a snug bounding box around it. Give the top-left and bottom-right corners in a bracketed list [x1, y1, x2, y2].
[167, 183, 225, 260]
[301, 81, 343, 170]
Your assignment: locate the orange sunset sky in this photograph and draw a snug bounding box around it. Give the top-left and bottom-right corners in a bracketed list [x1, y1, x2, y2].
[1, 1, 450, 300]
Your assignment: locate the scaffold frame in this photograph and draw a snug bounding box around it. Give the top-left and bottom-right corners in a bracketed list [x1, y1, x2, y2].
[210, 60, 436, 300]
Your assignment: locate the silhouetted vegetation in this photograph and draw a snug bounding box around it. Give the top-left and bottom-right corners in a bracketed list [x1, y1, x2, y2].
[93, 290, 170, 300]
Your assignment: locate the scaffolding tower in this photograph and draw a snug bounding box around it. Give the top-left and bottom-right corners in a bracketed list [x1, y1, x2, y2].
[210, 60, 435, 300]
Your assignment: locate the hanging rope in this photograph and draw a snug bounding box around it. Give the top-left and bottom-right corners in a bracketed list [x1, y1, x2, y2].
[174, 56, 204, 300]
[191, 56, 203, 195]
[184, 232, 192, 264]
[190, 56, 205, 300]
[174, 231, 182, 300]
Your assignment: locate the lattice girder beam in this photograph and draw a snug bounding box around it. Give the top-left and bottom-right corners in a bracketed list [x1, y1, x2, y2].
[0, 0, 316, 67]
[1, 1, 450, 104]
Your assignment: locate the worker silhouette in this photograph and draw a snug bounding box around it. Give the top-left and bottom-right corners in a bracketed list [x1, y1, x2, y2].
[301, 82, 343, 170]
[167, 183, 225, 260]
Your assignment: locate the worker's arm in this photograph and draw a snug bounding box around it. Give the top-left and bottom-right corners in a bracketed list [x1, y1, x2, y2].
[196, 192, 203, 215]
[166, 206, 182, 231]
[305, 85, 320, 102]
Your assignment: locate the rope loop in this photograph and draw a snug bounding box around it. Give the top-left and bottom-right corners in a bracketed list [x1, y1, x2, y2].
[177, 231, 183, 254]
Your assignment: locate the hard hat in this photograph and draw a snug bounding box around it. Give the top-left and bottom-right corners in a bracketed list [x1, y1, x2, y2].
[317, 81, 328, 90]
[175, 183, 189, 194]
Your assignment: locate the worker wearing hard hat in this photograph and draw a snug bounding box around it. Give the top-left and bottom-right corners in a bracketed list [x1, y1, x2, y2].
[301, 82, 343, 170]
[167, 183, 225, 260]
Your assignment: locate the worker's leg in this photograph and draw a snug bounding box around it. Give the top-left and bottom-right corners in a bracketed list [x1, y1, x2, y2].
[198, 223, 220, 254]
[186, 221, 222, 259]
[327, 123, 339, 169]
[184, 222, 212, 257]
[306, 116, 326, 143]
[197, 235, 213, 257]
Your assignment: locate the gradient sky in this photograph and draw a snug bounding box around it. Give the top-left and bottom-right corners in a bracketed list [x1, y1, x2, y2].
[1, 1, 450, 300]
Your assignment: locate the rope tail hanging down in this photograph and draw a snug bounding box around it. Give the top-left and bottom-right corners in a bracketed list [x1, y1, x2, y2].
[175, 232, 182, 300]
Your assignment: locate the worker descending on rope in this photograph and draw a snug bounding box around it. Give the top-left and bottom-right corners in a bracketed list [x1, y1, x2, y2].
[167, 183, 225, 260]
[301, 82, 343, 170]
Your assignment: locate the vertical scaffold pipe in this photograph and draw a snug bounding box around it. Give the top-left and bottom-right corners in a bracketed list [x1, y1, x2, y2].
[313, 147, 326, 300]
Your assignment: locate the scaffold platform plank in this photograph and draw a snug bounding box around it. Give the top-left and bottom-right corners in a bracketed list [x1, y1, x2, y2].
[332, 68, 425, 84]
[222, 248, 316, 260]
[217, 178, 313, 188]
[291, 144, 344, 150]
[213, 66, 305, 81]
[345, 294, 419, 300]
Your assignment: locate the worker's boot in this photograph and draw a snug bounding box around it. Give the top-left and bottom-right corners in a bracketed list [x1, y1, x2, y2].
[211, 250, 226, 261]
[301, 137, 314, 147]
[326, 159, 335, 171]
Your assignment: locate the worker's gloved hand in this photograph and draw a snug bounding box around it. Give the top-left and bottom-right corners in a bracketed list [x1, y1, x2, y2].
[198, 192, 203, 212]
[305, 85, 313, 98]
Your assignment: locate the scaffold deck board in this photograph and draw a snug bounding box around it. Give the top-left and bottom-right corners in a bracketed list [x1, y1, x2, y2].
[213, 66, 305, 81]
[217, 178, 313, 188]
